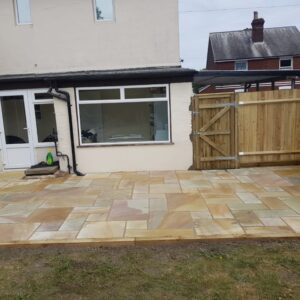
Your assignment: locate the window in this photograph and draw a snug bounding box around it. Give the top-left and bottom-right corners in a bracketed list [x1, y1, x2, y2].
[235, 60, 248, 71]
[15, 0, 32, 25]
[77, 85, 170, 145]
[94, 0, 114, 21]
[1, 96, 29, 144]
[280, 57, 293, 70]
[33, 93, 57, 144]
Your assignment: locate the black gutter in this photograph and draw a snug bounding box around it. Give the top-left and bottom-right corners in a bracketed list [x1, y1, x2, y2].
[47, 87, 84, 177]
[0, 67, 196, 83]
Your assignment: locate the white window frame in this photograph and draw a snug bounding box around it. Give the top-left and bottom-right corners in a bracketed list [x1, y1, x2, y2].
[279, 57, 293, 70]
[234, 60, 248, 71]
[76, 84, 171, 146]
[93, 0, 115, 22]
[28, 89, 57, 148]
[14, 0, 32, 25]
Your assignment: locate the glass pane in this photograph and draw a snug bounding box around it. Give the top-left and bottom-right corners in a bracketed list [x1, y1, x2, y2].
[79, 89, 120, 101]
[95, 0, 114, 20]
[80, 102, 169, 144]
[1, 96, 29, 144]
[280, 59, 292, 68]
[125, 87, 167, 99]
[34, 104, 57, 143]
[235, 61, 247, 70]
[34, 93, 53, 100]
[16, 0, 32, 24]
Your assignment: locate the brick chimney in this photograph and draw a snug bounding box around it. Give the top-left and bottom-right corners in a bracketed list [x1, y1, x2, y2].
[251, 11, 265, 42]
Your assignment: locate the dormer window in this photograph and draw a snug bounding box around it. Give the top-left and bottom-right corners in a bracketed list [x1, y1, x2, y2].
[280, 57, 293, 70]
[15, 0, 32, 25]
[94, 0, 115, 21]
[235, 60, 248, 71]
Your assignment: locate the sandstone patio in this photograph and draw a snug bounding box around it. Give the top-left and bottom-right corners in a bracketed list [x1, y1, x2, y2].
[0, 166, 300, 246]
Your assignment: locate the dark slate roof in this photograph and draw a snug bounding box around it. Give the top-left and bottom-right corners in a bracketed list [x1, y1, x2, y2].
[210, 26, 300, 61]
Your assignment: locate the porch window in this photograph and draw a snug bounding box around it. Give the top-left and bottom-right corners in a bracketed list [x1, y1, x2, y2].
[33, 93, 57, 144]
[94, 0, 114, 21]
[235, 60, 248, 71]
[77, 85, 170, 145]
[15, 0, 32, 25]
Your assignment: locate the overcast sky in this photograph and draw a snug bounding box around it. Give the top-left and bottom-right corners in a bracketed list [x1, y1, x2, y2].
[179, 0, 300, 70]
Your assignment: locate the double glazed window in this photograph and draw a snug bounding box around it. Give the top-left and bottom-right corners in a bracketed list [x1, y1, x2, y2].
[15, 0, 115, 25]
[33, 93, 57, 144]
[77, 85, 170, 145]
[15, 0, 32, 25]
[94, 0, 115, 21]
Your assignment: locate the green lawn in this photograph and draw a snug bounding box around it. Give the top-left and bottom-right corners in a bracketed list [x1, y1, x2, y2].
[0, 240, 299, 300]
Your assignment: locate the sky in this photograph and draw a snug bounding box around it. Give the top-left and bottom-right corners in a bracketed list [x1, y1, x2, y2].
[179, 0, 300, 70]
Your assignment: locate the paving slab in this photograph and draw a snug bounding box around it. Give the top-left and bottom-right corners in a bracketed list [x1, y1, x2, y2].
[0, 166, 299, 246]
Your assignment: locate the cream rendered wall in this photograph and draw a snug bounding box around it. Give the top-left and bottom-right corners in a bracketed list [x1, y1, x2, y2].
[54, 83, 193, 173]
[0, 0, 180, 75]
[53, 96, 73, 172]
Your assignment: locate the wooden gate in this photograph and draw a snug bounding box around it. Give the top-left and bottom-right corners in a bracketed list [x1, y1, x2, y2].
[191, 93, 238, 170]
[192, 90, 300, 170]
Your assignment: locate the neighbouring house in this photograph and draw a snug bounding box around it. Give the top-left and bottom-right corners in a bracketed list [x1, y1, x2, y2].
[202, 12, 300, 93]
[0, 0, 195, 173]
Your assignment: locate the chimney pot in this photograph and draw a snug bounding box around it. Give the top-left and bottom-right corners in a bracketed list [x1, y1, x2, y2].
[251, 11, 265, 43]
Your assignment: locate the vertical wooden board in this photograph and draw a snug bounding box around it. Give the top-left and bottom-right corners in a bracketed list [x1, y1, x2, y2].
[193, 97, 200, 169]
[238, 89, 300, 166]
[293, 90, 300, 161]
[192, 93, 237, 170]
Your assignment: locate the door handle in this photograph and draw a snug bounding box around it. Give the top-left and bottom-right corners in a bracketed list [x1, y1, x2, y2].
[23, 128, 28, 130]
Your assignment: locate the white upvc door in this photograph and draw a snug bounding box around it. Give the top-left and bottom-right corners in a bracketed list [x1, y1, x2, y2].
[0, 90, 34, 169]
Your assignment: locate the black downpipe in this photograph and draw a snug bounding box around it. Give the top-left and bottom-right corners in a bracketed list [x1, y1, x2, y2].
[47, 87, 85, 176]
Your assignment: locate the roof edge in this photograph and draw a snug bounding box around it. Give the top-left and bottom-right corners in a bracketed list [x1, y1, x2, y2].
[0, 66, 197, 83]
[209, 25, 299, 36]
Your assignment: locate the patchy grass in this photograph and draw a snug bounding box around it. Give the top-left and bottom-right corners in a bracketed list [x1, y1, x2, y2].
[0, 240, 299, 299]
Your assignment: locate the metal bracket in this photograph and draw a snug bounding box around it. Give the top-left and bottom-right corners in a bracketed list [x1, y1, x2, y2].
[191, 131, 202, 136]
[192, 111, 201, 116]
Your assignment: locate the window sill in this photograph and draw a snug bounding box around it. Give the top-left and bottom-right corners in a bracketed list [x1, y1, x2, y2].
[77, 142, 174, 148]
[16, 23, 33, 26]
[95, 19, 116, 24]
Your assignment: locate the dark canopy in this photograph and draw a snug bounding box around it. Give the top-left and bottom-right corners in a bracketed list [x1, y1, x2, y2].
[194, 70, 300, 86]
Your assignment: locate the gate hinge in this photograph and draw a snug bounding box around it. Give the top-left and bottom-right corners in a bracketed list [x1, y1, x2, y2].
[191, 131, 202, 136]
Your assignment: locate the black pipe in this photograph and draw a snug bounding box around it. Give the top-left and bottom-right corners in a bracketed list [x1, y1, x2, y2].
[47, 87, 85, 176]
[54, 138, 71, 174]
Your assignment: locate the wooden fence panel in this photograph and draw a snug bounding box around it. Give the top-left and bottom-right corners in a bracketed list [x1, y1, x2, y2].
[237, 90, 300, 166]
[191, 93, 238, 170]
